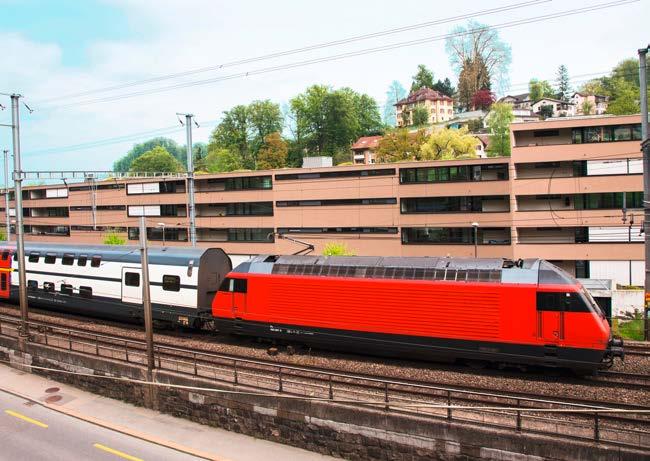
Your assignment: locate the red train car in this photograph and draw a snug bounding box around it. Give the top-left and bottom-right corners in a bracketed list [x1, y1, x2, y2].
[212, 256, 624, 372]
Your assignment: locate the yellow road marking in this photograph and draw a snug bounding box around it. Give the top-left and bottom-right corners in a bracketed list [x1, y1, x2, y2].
[93, 443, 144, 461]
[4, 409, 48, 428]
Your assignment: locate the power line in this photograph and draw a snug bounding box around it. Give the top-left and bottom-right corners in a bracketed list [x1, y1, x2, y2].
[34, 0, 639, 112]
[31, 0, 549, 105]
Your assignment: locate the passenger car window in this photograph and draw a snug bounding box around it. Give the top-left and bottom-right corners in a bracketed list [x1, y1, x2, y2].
[60, 284, 73, 295]
[77, 255, 88, 266]
[44, 253, 56, 264]
[28, 252, 40, 263]
[62, 253, 75, 265]
[79, 286, 92, 298]
[125, 272, 140, 287]
[27, 280, 37, 290]
[91, 255, 101, 267]
[43, 282, 55, 292]
[162, 275, 180, 292]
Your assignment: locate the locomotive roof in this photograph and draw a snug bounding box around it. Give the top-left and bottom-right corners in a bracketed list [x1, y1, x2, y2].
[0, 242, 222, 266]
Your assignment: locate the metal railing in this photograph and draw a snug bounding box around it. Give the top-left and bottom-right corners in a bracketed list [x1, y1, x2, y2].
[0, 313, 648, 449]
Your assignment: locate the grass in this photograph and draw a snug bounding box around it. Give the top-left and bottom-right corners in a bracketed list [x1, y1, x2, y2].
[613, 318, 645, 341]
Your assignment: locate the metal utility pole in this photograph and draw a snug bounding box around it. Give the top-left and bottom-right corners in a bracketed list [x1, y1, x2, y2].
[472, 222, 479, 258]
[179, 113, 197, 247]
[3, 150, 10, 241]
[11, 94, 28, 337]
[639, 44, 650, 340]
[139, 216, 155, 378]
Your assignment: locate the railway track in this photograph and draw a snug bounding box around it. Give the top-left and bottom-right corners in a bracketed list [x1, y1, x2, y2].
[623, 342, 650, 357]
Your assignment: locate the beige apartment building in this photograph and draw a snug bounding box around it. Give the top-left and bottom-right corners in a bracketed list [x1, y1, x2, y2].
[395, 88, 454, 127]
[2, 114, 644, 285]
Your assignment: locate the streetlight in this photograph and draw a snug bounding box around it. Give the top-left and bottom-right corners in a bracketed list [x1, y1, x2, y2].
[471, 222, 479, 258]
[156, 222, 166, 246]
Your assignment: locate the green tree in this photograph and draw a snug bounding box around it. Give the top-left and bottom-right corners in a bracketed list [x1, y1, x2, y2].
[257, 132, 288, 170]
[538, 104, 554, 119]
[445, 20, 511, 94]
[0, 227, 6, 241]
[458, 57, 490, 110]
[103, 228, 126, 245]
[581, 100, 594, 115]
[383, 80, 407, 126]
[432, 77, 455, 97]
[606, 79, 640, 115]
[556, 64, 571, 101]
[129, 146, 184, 173]
[208, 100, 283, 169]
[411, 106, 430, 126]
[205, 148, 243, 173]
[410, 64, 435, 92]
[322, 242, 356, 256]
[420, 127, 478, 160]
[375, 129, 428, 163]
[113, 137, 185, 172]
[486, 102, 514, 157]
[193, 142, 208, 171]
[529, 79, 555, 102]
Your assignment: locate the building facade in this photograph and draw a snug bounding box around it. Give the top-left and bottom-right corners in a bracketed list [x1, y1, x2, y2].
[395, 88, 454, 127]
[1, 115, 644, 285]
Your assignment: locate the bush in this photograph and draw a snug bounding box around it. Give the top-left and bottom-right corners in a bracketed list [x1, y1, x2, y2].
[103, 230, 126, 245]
[322, 242, 356, 256]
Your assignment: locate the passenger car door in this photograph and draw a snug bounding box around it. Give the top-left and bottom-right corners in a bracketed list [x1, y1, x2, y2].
[121, 268, 142, 304]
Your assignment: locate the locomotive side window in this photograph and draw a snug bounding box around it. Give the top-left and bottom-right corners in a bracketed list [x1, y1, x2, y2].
[125, 272, 140, 287]
[0, 273, 6, 291]
[219, 278, 232, 292]
[162, 275, 180, 292]
[233, 279, 247, 293]
[44, 253, 57, 264]
[1, 250, 8, 260]
[43, 282, 55, 292]
[27, 280, 37, 290]
[62, 253, 75, 265]
[79, 286, 92, 298]
[91, 255, 102, 267]
[28, 252, 40, 263]
[537, 292, 590, 313]
[60, 284, 73, 295]
[78, 255, 88, 266]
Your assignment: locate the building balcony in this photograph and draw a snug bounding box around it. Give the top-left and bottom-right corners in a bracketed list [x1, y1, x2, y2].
[512, 140, 640, 163]
[513, 174, 643, 196]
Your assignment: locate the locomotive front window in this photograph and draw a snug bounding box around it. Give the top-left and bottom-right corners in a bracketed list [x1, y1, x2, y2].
[537, 291, 590, 312]
[162, 275, 180, 292]
[125, 272, 140, 287]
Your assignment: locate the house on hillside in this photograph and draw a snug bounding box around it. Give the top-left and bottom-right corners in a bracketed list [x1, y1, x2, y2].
[351, 135, 382, 165]
[530, 97, 576, 118]
[499, 93, 532, 110]
[395, 88, 454, 127]
[571, 92, 608, 115]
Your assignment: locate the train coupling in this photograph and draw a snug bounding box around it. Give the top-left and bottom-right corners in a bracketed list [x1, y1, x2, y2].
[605, 337, 625, 363]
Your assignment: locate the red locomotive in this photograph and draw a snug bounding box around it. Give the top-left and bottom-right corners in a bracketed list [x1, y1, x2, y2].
[212, 255, 624, 372]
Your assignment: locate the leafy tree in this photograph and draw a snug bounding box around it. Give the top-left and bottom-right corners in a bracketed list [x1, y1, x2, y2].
[411, 65, 435, 92]
[471, 89, 495, 111]
[458, 57, 490, 110]
[581, 100, 594, 115]
[432, 77, 456, 97]
[485, 102, 514, 157]
[113, 137, 185, 172]
[103, 229, 126, 245]
[420, 127, 478, 160]
[411, 106, 430, 126]
[580, 79, 608, 96]
[208, 100, 283, 169]
[529, 79, 555, 102]
[375, 129, 428, 163]
[538, 104, 554, 119]
[257, 132, 288, 170]
[445, 20, 511, 94]
[322, 242, 356, 256]
[205, 148, 243, 173]
[606, 79, 640, 115]
[290, 85, 382, 156]
[611, 58, 641, 88]
[383, 80, 407, 126]
[192, 142, 208, 171]
[129, 146, 184, 173]
[556, 65, 571, 101]
[0, 227, 6, 241]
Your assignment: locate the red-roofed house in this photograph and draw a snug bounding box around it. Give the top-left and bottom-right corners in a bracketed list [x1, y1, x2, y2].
[351, 135, 382, 164]
[395, 88, 454, 127]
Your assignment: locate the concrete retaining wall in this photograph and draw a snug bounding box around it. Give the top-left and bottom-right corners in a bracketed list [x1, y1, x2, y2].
[0, 336, 647, 461]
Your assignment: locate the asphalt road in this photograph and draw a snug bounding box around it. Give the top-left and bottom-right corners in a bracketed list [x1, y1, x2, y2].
[0, 389, 202, 461]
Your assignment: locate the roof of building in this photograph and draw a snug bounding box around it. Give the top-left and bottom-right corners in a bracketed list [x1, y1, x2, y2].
[531, 97, 575, 105]
[476, 134, 490, 147]
[395, 87, 453, 106]
[500, 93, 530, 103]
[351, 135, 383, 150]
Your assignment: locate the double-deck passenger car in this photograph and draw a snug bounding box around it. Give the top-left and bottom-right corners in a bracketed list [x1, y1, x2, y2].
[0, 242, 231, 328]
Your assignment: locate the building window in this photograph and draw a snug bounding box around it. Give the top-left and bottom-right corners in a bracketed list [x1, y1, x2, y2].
[225, 202, 273, 216]
[400, 164, 507, 184]
[221, 176, 272, 191]
[125, 272, 140, 287]
[571, 124, 642, 144]
[60, 284, 73, 295]
[162, 275, 180, 292]
[400, 196, 509, 214]
[401, 227, 511, 245]
[277, 227, 398, 234]
[276, 198, 396, 207]
[275, 169, 395, 181]
[227, 228, 274, 242]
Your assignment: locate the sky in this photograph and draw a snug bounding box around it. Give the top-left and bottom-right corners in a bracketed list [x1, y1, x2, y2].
[0, 0, 648, 174]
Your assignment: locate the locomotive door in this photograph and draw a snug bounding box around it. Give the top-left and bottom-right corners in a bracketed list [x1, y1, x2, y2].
[121, 268, 142, 304]
[231, 278, 247, 318]
[0, 269, 10, 299]
[540, 311, 561, 343]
